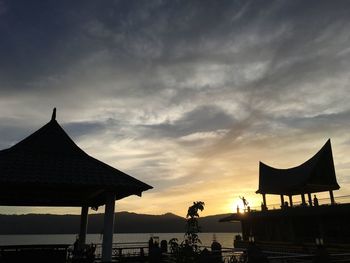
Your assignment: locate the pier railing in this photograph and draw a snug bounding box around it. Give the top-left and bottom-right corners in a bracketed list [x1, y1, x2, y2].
[96, 241, 149, 259]
[219, 248, 350, 263]
[67, 242, 150, 261]
[65, 241, 350, 262]
[0, 244, 70, 263]
[243, 194, 350, 212]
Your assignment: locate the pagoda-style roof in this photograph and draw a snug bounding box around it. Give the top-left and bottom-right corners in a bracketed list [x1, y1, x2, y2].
[256, 139, 339, 195]
[0, 109, 152, 207]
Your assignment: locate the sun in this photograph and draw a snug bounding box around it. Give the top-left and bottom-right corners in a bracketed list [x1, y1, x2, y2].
[228, 195, 261, 213]
[231, 199, 245, 213]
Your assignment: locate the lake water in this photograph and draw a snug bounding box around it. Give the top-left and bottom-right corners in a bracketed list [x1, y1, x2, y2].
[0, 233, 239, 248]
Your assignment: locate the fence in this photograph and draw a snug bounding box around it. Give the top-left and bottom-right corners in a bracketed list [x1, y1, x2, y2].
[243, 194, 350, 213]
[66, 241, 350, 263]
[67, 242, 149, 261]
[222, 249, 350, 263]
[0, 244, 70, 263]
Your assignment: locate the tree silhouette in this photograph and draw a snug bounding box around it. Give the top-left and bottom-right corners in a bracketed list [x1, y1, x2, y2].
[170, 201, 205, 262]
[184, 201, 205, 253]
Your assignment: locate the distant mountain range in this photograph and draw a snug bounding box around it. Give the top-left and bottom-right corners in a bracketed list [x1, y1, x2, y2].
[0, 212, 240, 234]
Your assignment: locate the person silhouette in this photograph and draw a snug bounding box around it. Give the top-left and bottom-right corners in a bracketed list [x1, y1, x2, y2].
[313, 195, 319, 206]
[239, 196, 249, 210]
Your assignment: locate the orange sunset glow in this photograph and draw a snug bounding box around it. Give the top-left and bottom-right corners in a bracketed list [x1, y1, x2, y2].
[0, 1, 350, 219]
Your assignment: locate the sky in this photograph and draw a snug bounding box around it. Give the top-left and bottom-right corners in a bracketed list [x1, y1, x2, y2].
[0, 0, 350, 217]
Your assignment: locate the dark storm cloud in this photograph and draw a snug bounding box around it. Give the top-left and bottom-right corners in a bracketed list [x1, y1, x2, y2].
[141, 105, 235, 138]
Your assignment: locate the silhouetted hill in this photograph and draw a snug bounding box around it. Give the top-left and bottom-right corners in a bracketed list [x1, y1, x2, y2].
[0, 212, 240, 234]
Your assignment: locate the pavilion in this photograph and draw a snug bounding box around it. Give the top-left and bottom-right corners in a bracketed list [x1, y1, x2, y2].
[257, 139, 339, 209]
[0, 109, 152, 262]
[220, 139, 350, 252]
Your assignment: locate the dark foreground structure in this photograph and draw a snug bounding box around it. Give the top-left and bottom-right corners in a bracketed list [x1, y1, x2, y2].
[0, 109, 152, 262]
[221, 140, 350, 254]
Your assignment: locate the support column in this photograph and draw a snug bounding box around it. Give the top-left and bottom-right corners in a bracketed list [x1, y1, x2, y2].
[329, 190, 335, 205]
[262, 194, 267, 210]
[289, 195, 293, 207]
[280, 195, 285, 207]
[308, 193, 312, 206]
[102, 192, 116, 262]
[79, 205, 89, 246]
[301, 194, 306, 205]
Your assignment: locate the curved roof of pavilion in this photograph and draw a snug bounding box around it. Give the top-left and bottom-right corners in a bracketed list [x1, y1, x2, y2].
[256, 139, 339, 195]
[0, 109, 152, 207]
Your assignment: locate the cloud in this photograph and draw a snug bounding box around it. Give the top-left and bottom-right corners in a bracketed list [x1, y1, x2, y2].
[0, 0, 350, 215]
[278, 111, 350, 132]
[63, 120, 108, 139]
[141, 105, 235, 138]
[0, 1, 7, 16]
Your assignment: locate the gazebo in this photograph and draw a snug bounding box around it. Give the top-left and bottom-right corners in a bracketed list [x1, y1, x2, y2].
[220, 139, 350, 252]
[256, 139, 339, 209]
[0, 109, 152, 262]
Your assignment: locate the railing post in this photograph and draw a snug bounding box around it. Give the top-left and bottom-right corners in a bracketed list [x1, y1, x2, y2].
[289, 195, 293, 207]
[280, 195, 285, 207]
[301, 194, 306, 205]
[308, 193, 312, 206]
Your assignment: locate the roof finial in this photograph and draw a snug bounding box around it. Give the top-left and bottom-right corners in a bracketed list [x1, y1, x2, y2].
[51, 108, 56, 121]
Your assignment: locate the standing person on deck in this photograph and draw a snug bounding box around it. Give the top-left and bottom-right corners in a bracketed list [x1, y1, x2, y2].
[314, 195, 319, 206]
